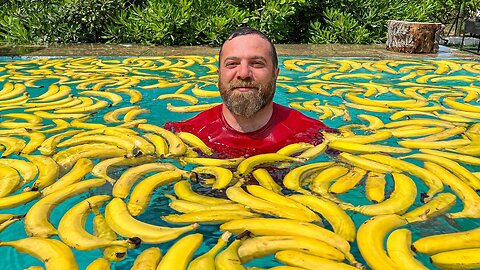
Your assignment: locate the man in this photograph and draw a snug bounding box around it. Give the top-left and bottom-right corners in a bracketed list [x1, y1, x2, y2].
[165, 27, 334, 158]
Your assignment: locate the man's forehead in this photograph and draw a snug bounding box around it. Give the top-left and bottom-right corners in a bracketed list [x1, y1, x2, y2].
[221, 35, 272, 58]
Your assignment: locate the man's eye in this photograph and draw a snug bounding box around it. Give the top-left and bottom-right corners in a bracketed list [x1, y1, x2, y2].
[252, 61, 265, 67]
[225, 62, 238, 67]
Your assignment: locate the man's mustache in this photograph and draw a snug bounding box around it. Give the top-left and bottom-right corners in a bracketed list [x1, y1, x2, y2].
[228, 80, 260, 90]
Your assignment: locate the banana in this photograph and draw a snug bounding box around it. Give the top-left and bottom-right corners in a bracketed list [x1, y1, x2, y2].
[0, 214, 23, 233]
[167, 195, 247, 213]
[430, 248, 480, 269]
[70, 118, 106, 130]
[127, 170, 183, 216]
[177, 131, 213, 155]
[357, 114, 384, 130]
[274, 250, 358, 270]
[337, 152, 398, 173]
[138, 123, 186, 156]
[112, 162, 180, 198]
[191, 166, 233, 189]
[104, 105, 141, 123]
[283, 162, 334, 194]
[419, 148, 480, 165]
[402, 192, 456, 223]
[105, 197, 199, 243]
[0, 136, 26, 157]
[19, 131, 46, 155]
[397, 138, 471, 149]
[24, 178, 106, 238]
[386, 228, 428, 270]
[235, 153, 305, 178]
[344, 173, 417, 216]
[384, 118, 457, 128]
[57, 134, 141, 156]
[443, 96, 480, 113]
[388, 126, 445, 138]
[58, 194, 135, 251]
[328, 140, 411, 154]
[92, 205, 135, 262]
[107, 88, 142, 104]
[53, 143, 126, 174]
[238, 235, 345, 263]
[123, 108, 150, 122]
[412, 126, 466, 142]
[325, 130, 392, 144]
[356, 214, 408, 270]
[220, 218, 358, 265]
[365, 172, 386, 203]
[412, 227, 480, 255]
[34, 110, 90, 119]
[188, 231, 231, 270]
[361, 153, 443, 201]
[424, 162, 480, 218]
[0, 237, 79, 270]
[276, 142, 314, 156]
[174, 180, 233, 205]
[215, 235, 248, 270]
[35, 85, 71, 102]
[0, 191, 41, 210]
[41, 158, 93, 196]
[0, 164, 21, 197]
[226, 186, 319, 222]
[79, 90, 122, 105]
[22, 154, 60, 191]
[0, 158, 38, 183]
[38, 130, 82, 156]
[156, 93, 198, 104]
[143, 133, 169, 157]
[131, 247, 162, 270]
[309, 165, 349, 202]
[162, 209, 259, 224]
[329, 167, 366, 194]
[401, 153, 480, 190]
[251, 168, 283, 194]
[246, 185, 321, 222]
[86, 258, 110, 270]
[91, 155, 157, 184]
[179, 156, 245, 167]
[294, 140, 329, 160]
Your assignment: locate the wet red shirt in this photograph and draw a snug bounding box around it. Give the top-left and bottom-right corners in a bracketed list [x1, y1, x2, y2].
[164, 103, 333, 158]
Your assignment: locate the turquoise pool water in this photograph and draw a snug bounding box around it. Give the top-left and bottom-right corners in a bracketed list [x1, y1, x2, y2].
[0, 56, 479, 269]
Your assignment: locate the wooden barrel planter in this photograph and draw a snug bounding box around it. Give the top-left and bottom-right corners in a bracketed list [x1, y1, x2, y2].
[386, 20, 444, 54]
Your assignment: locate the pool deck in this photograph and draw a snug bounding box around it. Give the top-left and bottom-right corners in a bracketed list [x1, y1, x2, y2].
[1, 43, 479, 59]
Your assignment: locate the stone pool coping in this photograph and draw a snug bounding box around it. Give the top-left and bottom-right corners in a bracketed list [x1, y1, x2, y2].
[1, 43, 479, 59]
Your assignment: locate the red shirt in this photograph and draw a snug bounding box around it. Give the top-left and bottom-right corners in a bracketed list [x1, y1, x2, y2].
[164, 103, 333, 158]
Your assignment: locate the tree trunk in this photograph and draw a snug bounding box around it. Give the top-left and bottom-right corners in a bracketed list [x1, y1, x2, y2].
[386, 20, 444, 54]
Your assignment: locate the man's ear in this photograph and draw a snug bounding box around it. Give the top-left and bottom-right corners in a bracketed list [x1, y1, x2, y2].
[275, 67, 280, 79]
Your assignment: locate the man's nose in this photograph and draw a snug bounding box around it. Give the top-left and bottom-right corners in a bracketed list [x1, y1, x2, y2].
[236, 62, 252, 80]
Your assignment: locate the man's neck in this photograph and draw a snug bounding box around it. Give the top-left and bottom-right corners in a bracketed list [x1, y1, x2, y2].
[222, 102, 274, 133]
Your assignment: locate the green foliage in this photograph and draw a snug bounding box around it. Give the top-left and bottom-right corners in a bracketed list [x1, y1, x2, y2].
[0, 0, 478, 45]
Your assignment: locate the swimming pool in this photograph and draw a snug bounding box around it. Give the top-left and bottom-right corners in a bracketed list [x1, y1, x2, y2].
[0, 56, 479, 269]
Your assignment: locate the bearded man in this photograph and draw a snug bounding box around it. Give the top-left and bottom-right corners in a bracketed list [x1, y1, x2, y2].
[165, 27, 334, 158]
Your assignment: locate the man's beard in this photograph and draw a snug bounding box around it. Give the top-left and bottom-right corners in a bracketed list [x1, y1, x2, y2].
[219, 78, 275, 118]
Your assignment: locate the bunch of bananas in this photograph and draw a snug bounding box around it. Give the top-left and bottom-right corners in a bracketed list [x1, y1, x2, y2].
[0, 56, 479, 269]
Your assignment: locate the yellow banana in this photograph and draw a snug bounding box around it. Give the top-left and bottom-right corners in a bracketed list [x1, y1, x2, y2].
[113, 162, 179, 198]
[41, 157, 94, 196]
[412, 227, 480, 255]
[127, 170, 183, 216]
[105, 198, 199, 243]
[356, 214, 408, 270]
[0, 164, 22, 197]
[191, 166, 233, 189]
[38, 129, 82, 156]
[177, 131, 213, 155]
[220, 218, 357, 265]
[274, 250, 359, 270]
[238, 235, 345, 263]
[22, 154, 59, 191]
[104, 105, 141, 123]
[162, 209, 259, 224]
[430, 248, 480, 269]
[24, 178, 106, 238]
[157, 234, 203, 270]
[79, 90, 122, 105]
[0, 158, 38, 183]
[424, 162, 480, 218]
[0, 237, 79, 270]
[289, 194, 356, 242]
[402, 192, 456, 223]
[251, 168, 282, 194]
[173, 180, 233, 205]
[131, 247, 162, 270]
[282, 162, 334, 194]
[86, 258, 110, 270]
[337, 152, 398, 173]
[344, 173, 417, 216]
[365, 172, 386, 203]
[0, 191, 41, 210]
[386, 229, 428, 270]
[0, 136, 26, 157]
[138, 123, 186, 156]
[235, 153, 305, 178]
[329, 167, 366, 194]
[188, 231, 231, 270]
